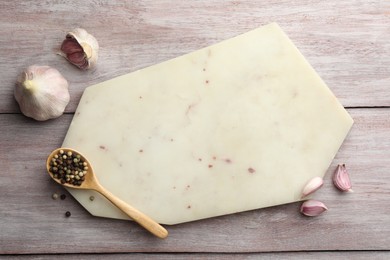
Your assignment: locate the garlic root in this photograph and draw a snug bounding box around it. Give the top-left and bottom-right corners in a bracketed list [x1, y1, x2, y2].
[14, 65, 70, 121]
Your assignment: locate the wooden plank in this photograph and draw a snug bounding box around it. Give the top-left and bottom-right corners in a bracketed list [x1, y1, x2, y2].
[1, 108, 389, 254]
[0, 0, 389, 114]
[1, 0, 389, 257]
[2, 252, 390, 259]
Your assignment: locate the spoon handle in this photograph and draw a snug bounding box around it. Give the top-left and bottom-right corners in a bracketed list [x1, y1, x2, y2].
[94, 184, 168, 239]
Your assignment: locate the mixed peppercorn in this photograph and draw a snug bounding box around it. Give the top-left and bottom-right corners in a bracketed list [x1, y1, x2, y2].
[48, 149, 88, 186]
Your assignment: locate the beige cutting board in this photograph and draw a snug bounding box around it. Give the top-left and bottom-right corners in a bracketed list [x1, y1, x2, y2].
[62, 23, 353, 225]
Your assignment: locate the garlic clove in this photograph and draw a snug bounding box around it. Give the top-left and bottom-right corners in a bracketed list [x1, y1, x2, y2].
[14, 65, 70, 121]
[300, 200, 328, 217]
[301, 176, 324, 198]
[60, 28, 99, 70]
[333, 164, 353, 192]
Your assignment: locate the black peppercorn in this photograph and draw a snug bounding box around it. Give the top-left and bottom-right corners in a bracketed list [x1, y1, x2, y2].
[65, 211, 71, 217]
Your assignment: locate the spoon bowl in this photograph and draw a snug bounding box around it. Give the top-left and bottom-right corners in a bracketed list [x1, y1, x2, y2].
[46, 147, 168, 239]
[46, 148, 97, 190]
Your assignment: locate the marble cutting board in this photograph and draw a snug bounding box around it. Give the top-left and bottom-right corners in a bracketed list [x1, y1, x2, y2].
[62, 23, 353, 225]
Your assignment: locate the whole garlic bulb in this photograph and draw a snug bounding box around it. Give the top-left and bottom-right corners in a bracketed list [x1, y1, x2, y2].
[60, 28, 99, 70]
[14, 65, 70, 121]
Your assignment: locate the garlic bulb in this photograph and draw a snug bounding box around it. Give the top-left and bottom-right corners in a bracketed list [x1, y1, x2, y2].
[14, 65, 70, 121]
[60, 28, 99, 70]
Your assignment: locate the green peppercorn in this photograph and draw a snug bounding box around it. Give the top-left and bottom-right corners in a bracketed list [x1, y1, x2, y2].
[52, 193, 59, 200]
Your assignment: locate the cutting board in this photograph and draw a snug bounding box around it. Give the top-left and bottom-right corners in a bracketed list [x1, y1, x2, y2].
[62, 23, 353, 225]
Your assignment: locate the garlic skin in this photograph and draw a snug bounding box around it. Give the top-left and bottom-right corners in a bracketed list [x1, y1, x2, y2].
[301, 176, 324, 198]
[333, 164, 353, 192]
[60, 28, 99, 70]
[14, 65, 70, 121]
[300, 200, 328, 217]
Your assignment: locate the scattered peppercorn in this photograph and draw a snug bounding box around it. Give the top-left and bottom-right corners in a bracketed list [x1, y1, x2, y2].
[49, 150, 88, 186]
[89, 196, 95, 201]
[60, 194, 66, 200]
[52, 193, 59, 200]
[65, 211, 71, 217]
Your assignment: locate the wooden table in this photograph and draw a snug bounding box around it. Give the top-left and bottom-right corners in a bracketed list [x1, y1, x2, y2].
[1, 0, 389, 258]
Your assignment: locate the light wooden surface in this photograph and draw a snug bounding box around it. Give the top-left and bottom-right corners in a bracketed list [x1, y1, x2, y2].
[1, 0, 389, 258]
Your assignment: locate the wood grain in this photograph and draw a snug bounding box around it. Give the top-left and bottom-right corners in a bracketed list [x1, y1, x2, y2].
[1, 109, 389, 254]
[1, 0, 389, 257]
[2, 252, 390, 259]
[0, 0, 389, 114]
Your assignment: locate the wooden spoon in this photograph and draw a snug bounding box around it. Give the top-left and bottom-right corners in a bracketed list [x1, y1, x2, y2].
[46, 147, 168, 239]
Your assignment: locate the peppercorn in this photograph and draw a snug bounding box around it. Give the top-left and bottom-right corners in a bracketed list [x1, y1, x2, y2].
[65, 211, 71, 217]
[60, 194, 66, 200]
[52, 193, 59, 200]
[48, 150, 88, 186]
